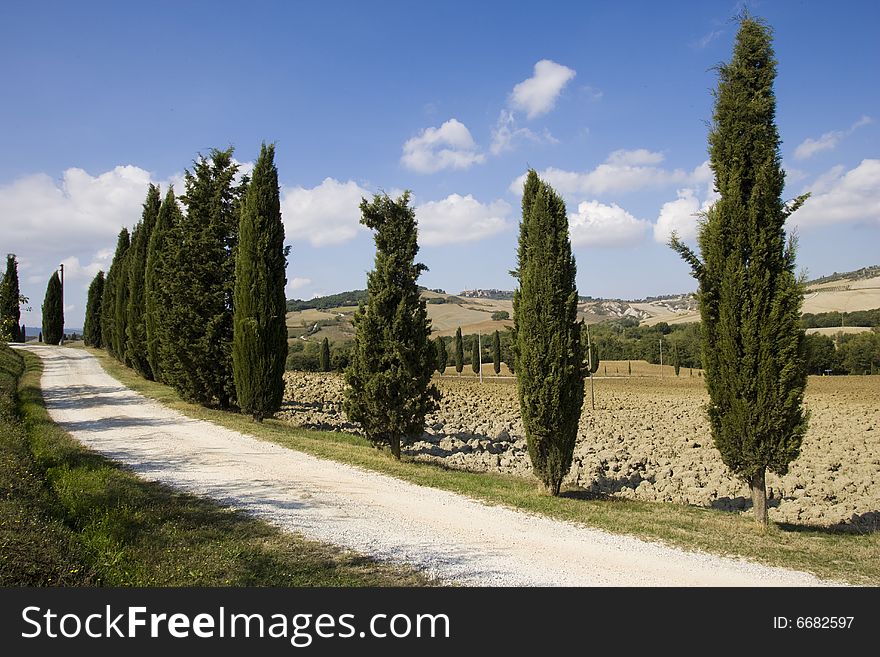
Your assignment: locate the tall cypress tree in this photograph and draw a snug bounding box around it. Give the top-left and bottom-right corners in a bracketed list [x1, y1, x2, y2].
[126, 184, 161, 379]
[145, 187, 182, 383]
[0, 254, 23, 342]
[101, 228, 130, 360]
[435, 335, 447, 373]
[671, 15, 809, 525]
[471, 337, 480, 374]
[169, 148, 245, 408]
[344, 192, 438, 459]
[513, 170, 585, 496]
[41, 272, 64, 345]
[232, 144, 288, 420]
[454, 327, 464, 375]
[319, 337, 331, 372]
[493, 329, 501, 375]
[83, 271, 105, 348]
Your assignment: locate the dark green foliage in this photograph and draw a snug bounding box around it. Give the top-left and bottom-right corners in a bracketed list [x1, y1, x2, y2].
[41, 272, 63, 345]
[343, 193, 439, 459]
[38, 332, 41, 343]
[471, 337, 480, 374]
[0, 254, 25, 342]
[83, 271, 105, 348]
[628, 361, 632, 376]
[435, 335, 447, 373]
[232, 144, 288, 421]
[320, 337, 331, 372]
[801, 308, 880, 329]
[836, 331, 880, 374]
[166, 148, 245, 408]
[101, 229, 130, 360]
[673, 344, 681, 377]
[493, 330, 501, 375]
[144, 188, 183, 383]
[491, 311, 509, 321]
[513, 170, 585, 496]
[125, 184, 161, 379]
[19, 325, 25, 343]
[454, 327, 464, 374]
[670, 16, 809, 524]
[286, 290, 367, 312]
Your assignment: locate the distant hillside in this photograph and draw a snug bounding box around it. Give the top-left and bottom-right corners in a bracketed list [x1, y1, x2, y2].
[287, 290, 367, 312]
[807, 265, 880, 286]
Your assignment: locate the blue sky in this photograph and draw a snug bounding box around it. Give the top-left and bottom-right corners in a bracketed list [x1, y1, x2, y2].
[1, 0, 878, 329]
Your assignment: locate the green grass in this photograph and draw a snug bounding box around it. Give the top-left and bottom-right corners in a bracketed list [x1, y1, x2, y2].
[0, 344, 434, 587]
[82, 346, 880, 585]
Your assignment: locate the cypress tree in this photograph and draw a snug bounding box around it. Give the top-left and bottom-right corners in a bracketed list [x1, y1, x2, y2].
[320, 337, 331, 372]
[493, 329, 501, 375]
[145, 187, 182, 383]
[343, 192, 439, 459]
[232, 143, 288, 421]
[169, 148, 245, 407]
[471, 336, 480, 374]
[19, 324, 25, 343]
[102, 228, 130, 360]
[435, 335, 447, 373]
[0, 254, 22, 342]
[454, 327, 464, 375]
[513, 170, 585, 496]
[671, 15, 809, 525]
[126, 184, 161, 379]
[673, 344, 681, 377]
[41, 272, 64, 345]
[83, 271, 105, 348]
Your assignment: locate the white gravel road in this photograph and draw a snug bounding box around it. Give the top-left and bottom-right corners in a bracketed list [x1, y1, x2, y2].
[22, 345, 836, 586]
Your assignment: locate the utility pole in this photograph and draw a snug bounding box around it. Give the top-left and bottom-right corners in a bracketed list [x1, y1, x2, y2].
[478, 332, 483, 383]
[659, 336, 663, 378]
[59, 263, 64, 345]
[587, 323, 595, 410]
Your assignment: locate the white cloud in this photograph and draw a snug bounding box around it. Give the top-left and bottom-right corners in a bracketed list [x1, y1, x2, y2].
[510, 59, 576, 119]
[415, 194, 511, 246]
[653, 189, 703, 243]
[606, 149, 665, 166]
[693, 29, 723, 49]
[280, 178, 371, 247]
[793, 159, 880, 228]
[509, 154, 709, 197]
[793, 115, 873, 160]
[401, 119, 485, 173]
[568, 200, 650, 247]
[490, 110, 558, 155]
[288, 277, 312, 292]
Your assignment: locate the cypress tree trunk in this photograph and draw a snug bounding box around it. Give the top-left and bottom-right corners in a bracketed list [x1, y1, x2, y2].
[343, 192, 438, 460]
[513, 170, 585, 496]
[232, 144, 288, 422]
[671, 15, 809, 526]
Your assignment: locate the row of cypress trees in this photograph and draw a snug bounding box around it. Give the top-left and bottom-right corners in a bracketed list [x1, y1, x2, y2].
[84, 144, 288, 420]
[431, 329, 506, 375]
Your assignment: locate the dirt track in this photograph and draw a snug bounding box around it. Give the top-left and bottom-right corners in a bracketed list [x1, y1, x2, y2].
[23, 345, 836, 586]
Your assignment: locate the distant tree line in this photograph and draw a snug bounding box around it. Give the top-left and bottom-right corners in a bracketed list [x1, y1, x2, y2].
[804, 330, 880, 375]
[286, 290, 367, 312]
[800, 308, 880, 329]
[83, 144, 289, 420]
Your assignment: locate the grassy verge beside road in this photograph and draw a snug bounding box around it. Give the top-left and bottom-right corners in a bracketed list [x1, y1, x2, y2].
[0, 344, 433, 586]
[85, 346, 879, 585]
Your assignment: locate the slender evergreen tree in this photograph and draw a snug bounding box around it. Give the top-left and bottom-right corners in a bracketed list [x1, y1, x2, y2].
[168, 148, 245, 407]
[126, 184, 160, 378]
[101, 228, 130, 360]
[19, 324, 25, 343]
[232, 144, 288, 420]
[471, 337, 480, 374]
[513, 170, 585, 496]
[454, 327, 464, 375]
[434, 335, 447, 373]
[0, 254, 22, 342]
[144, 188, 182, 383]
[41, 272, 64, 345]
[319, 337, 331, 372]
[343, 192, 439, 459]
[493, 330, 501, 375]
[83, 271, 105, 348]
[671, 15, 809, 525]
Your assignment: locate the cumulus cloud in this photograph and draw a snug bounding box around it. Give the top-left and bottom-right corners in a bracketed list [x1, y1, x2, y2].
[401, 119, 485, 173]
[509, 153, 710, 197]
[653, 189, 703, 243]
[568, 201, 650, 247]
[490, 110, 558, 155]
[288, 277, 312, 292]
[510, 59, 576, 119]
[281, 178, 371, 247]
[792, 159, 880, 228]
[793, 116, 873, 160]
[415, 194, 511, 246]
